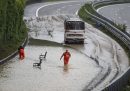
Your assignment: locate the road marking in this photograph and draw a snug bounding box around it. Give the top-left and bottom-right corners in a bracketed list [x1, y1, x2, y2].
[36, 1, 81, 17]
[97, 5, 110, 12]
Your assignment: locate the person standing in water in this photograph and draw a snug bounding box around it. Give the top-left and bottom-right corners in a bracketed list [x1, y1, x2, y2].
[60, 50, 71, 66]
[18, 46, 25, 60]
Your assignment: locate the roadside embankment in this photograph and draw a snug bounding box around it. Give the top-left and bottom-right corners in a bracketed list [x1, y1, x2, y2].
[0, 0, 28, 61]
[78, 0, 130, 61]
[78, 0, 130, 91]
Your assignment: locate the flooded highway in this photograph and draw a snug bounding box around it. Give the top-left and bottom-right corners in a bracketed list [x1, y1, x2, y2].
[1, 1, 129, 91]
[0, 40, 100, 91]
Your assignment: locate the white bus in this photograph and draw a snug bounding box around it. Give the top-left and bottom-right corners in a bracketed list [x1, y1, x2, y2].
[64, 18, 85, 44]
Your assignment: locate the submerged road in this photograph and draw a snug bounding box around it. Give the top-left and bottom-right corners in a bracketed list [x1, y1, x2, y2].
[0, 40, 99, 91]
[36, 1, 129, 90]
[0, 0, 129, 91]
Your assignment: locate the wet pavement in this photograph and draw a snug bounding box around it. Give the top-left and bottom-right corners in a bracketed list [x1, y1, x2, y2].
[97, 3, 130, 33]
[0, 40, 100, 91]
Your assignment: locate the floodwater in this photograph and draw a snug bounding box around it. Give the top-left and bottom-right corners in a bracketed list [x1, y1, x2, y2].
[98, 3, 130, 33]
[20, 1, 130, 90]
[23, 14, 129, 90]
[0, 40, 100, 91]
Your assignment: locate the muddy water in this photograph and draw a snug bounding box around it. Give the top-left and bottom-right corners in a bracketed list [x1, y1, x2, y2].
[0, 41, 100, 91]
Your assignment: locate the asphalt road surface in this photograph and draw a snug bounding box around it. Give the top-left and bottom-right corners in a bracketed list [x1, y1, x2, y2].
[98, 3, 130, 33]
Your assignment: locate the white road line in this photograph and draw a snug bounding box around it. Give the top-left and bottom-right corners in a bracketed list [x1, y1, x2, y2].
[36, 1, 81, 17]
[97, 5, 111, 12]
[98, 4, 125, 13]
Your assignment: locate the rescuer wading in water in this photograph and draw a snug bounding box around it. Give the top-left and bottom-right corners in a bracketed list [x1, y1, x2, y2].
[18, 46, 25, 60]
[60, 50, 71, 65]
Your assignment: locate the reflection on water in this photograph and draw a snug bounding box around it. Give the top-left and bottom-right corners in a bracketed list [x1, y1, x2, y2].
[57, 65, 69, 74]
[63, 65, 69, 72]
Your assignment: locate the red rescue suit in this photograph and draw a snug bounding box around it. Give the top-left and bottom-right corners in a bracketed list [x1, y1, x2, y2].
[19, 48, 25, 59]
[60, 50, 71, 65]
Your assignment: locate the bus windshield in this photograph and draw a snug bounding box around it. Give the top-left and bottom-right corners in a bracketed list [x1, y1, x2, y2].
[65, 21, 85, 30]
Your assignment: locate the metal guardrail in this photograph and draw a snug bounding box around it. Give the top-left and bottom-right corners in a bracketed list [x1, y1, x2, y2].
[84, 8, 130, 49]
[83, 0, 130, 91]
[0, 36, 28, 64]
[92, 0, 130, 26]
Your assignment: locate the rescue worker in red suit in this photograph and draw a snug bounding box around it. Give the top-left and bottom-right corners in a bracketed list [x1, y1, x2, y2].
[60, 50, 71, 65]
[18, 46, 25, 60]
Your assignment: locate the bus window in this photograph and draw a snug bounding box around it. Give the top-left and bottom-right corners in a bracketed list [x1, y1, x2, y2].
[65, 21, 85, 30]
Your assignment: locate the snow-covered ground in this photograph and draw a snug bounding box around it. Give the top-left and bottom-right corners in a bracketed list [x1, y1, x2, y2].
[24, 15, 129, 90]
